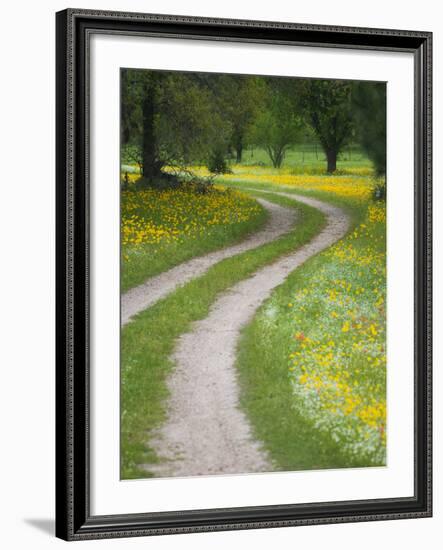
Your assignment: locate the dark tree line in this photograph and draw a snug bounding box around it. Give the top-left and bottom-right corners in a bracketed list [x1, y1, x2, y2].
[121, 69, 386, 185]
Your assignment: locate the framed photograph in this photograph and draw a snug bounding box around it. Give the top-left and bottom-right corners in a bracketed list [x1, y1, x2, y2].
[55, 8, 432, 540]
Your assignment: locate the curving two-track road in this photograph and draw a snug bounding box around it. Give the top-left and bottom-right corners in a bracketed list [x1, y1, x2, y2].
[122, 190, 349, 478]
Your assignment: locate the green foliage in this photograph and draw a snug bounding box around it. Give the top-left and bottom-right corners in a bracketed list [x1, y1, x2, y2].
[372, 177, 387, 200]
[121, 144, 143, 172]
[121, 69, 226, 183]
[198, 74, 266, 171]
[155, 74, 220, 166]
[297, 79, 354, 172]
[352, 82, 387, 175]
[207, 148, 231, 174]
[121, 70, 143, 145]
[222, 76, 266, 162]
[251, 84, 303, 168]
[121, 69, 385, 180]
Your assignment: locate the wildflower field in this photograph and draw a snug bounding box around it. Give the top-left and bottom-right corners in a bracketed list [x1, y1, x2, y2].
[120, 68, 388, 479]
[120, 186, 325, 478]
[288, 203, 386, 466]
[120, 156, 387, 472]
[188, 163, 380, 201]
[121, 183, 266, 291]
[228, 167, 387, 470]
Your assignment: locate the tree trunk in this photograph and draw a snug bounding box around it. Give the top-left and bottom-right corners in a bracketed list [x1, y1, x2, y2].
[326, 149, 337, 173]
[142, 82, 161, 181]
[271, 147, 284, 168]
[235, 138, 243, 163]
[232, 126, 244, 163]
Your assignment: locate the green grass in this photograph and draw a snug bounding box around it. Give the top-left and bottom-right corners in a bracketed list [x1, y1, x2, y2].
[219, 178, 367, 221]
[121, 191, 325, 479]
[235, 195, 387, 471]
[121, 186, 268, 292]
[233, 146, 373, 174]
[123, 145, 373, 176]
[122, 212, 267, 292]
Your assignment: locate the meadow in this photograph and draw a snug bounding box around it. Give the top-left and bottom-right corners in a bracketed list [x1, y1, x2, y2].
[121, 188, 325, 478]
[120, 146, 387, 477]
[121, 183, 266, 292]
[232, 182, 386, 469]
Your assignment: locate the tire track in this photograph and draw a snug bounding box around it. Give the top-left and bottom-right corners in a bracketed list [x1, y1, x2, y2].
[122, 198, 296, 325]
[142, 190, 350, 478]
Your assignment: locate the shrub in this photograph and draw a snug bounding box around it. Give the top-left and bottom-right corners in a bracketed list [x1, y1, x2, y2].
[372, 178, 386, 201]
[207, 149, 231, 174]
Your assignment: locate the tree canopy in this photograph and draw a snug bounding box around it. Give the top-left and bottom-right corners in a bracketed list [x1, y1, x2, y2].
[296, 80, 354, 173]
[121, 69, 224, 184]
[121, 68, 386, 182]
[352, 81, 386, 175]
[251, 81, 303, 168]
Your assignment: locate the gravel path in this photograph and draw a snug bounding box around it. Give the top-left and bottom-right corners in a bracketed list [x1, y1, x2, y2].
[142, 190, 350, 478]
[121, 198, 296, 325]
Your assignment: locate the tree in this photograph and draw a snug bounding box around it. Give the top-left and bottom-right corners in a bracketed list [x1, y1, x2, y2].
[140, 74, 161, 181]
[121, 70, 142, 146]
[297, 80, 354, 173]
[223, 77, 265, 163]
[352, 82, 386, 175]
[193, 74, 265, 166]
[251, 84, 302, 168]
[121, 69, 223, 185]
